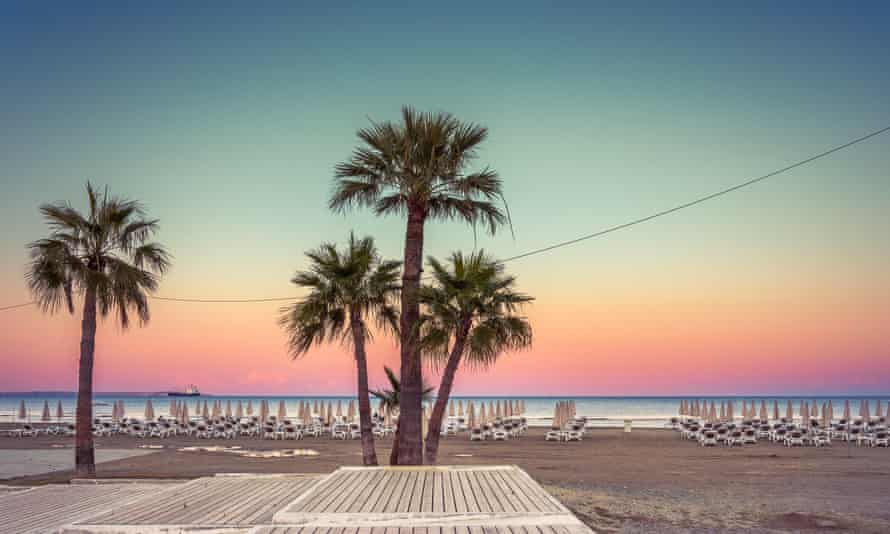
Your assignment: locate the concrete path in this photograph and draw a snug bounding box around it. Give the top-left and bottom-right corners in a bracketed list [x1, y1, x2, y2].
[0, 448, 156, 479]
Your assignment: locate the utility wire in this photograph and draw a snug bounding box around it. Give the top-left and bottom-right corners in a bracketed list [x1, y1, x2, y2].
[1, 124, 888, 311]
[499, 124, 890, 263]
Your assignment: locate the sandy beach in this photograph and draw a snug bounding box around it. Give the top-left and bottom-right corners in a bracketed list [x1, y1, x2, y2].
[2, 427, 888, 533]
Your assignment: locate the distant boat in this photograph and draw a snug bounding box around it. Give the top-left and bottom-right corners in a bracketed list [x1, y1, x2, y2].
[167, 384, 201, 397]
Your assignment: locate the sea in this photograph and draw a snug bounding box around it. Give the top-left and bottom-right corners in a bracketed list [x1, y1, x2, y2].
[2, 393, 887, 428]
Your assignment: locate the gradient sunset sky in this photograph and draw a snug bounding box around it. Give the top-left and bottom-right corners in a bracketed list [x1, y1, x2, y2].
[2, 2, 889, 396]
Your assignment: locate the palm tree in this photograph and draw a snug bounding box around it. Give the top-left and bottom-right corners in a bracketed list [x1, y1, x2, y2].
[279, 233, 400, 466]
[419, 251, 533, 464]
[370, 366, 435, 465]
[330, 106, 509, 464]
[370, 365, 436, 414]
[26, 183, 170, 477]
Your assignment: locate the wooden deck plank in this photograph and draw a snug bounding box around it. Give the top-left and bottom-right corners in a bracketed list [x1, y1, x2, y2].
[326, 469, 370, 513]
[396, 470, 419, 513]
[450, 470, 467, 514]
[0, 483, 170, 534]
[442, 471, 455, 514]
[361, 470, 394, 513]
[433, 470, 445, 513]
[383, 470, 410, 513]
[349, 469, 385, 513]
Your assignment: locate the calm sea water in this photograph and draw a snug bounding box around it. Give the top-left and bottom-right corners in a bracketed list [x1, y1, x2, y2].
[2, 393, 887, 428]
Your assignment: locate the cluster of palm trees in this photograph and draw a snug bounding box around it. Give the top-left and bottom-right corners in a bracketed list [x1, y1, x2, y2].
[27, 107, 533, 476]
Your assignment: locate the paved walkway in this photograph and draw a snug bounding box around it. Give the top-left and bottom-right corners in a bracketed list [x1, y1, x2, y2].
[0, 448, 155, 479]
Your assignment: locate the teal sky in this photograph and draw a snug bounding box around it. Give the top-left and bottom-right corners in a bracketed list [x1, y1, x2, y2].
[2, 2, 889, 394]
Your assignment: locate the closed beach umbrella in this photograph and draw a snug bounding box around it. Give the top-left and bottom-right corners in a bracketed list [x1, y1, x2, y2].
[224, 400, 231, 418]
[202, 400, 209, 419]
[773, 401, 780, 422]
[40, 400, 50, 422]
[827, 400, 834, 422]
[468, 403, 476, 428]
[811, 401, 819, 419]
[799, 401, 807, 424]
[246, 400, 254, 416]
[741, 400, 747, 419]
[182, 401, 190, 421]
[822, 403, 828, 427]
[458, 400, 464, 417]
[552, 402, 561, 428]
[145, 399, 155, 420]
[111, 402, 119, 422]
[785, 400, 793, 420]
[313, 400, 319, 416]
[495, 400, 502, 418]
[56, 400, 64, 422]
[863, 400, 870, 422]
[169, 399, 177, 418]
[843, 400, 850, 420]
[521, 400, 526, 414]
[449, 400, 455, 417]
[719, 401, 726, 421]
[326, 402, 333, 424]
[236, 400, 244, 419]
[348, 400, 355, 421]
[679, 400, 685, 416]
[727, 401, 734, 422]
[760, 400, 768, 421]
[17, 400, 26, 420]
[480, 403, 488, 425]
[875, 399, 883, 419]
[709, 401, 716, 422]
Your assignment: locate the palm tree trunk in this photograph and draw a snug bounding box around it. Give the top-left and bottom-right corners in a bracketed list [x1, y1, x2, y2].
[389, 418, 400, 465]
[424, 320, 471, 464]
[350, 309, 378, 466]
[75, 284, 97, 477]
[396, 208, 426, 465]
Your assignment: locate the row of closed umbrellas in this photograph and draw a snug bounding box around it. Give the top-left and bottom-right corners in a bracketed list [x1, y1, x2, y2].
[15, 397, 528, 426]
[679, 399, 887, 424]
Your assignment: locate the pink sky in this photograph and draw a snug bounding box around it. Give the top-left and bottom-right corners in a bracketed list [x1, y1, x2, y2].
[3, 272, 888, 396]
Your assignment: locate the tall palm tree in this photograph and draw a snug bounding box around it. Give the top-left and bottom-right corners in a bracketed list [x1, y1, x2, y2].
[279, 233, 400, 466]
[370, 366, 436, 465]
[330, 107, 508, 464]
[26, 183, 170, 477]
[419, 251, 533, 464]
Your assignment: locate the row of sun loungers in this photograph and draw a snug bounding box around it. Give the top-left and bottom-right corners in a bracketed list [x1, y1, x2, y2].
[545, 417, 587, 442]
[673, 416, 889, 447]
[467, 418, 528, 441]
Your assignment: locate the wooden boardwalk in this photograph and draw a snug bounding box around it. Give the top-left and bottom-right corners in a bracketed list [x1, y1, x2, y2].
[69, 474, 319, 533]
[53, 466, 592, 533]
[271, 466, 590, 530]
[253, 527, 591, 534]
[0, 482, 171, 534]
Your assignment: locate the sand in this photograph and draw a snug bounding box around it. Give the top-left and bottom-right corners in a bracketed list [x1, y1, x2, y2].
[2, 427, 889, 533]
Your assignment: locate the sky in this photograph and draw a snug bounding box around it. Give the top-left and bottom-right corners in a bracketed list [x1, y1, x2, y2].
[1, 2, 889, 396]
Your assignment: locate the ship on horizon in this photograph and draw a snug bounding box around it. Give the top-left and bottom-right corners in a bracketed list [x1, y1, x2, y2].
[167, 384, 200, 397]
